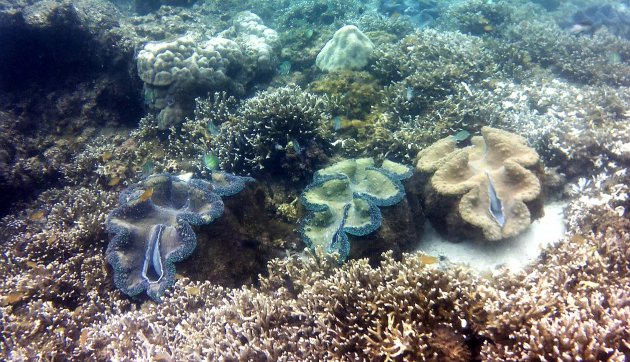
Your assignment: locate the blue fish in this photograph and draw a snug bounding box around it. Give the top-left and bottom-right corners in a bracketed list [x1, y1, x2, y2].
[278, 60, 292, 75]
[486, 173, 505, 227]
[207, 121, 219, 136]
[141, 160, 155, 177]
[451, 130, 471, 142]
[333, 115, 342, 131]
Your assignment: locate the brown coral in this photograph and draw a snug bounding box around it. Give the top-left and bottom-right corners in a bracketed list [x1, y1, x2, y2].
[416, 126, 544, 241]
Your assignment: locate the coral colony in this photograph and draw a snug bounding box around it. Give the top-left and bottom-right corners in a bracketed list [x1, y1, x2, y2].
[1, 0, 630, 361]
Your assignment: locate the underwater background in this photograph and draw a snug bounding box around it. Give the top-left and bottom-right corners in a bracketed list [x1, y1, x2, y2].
[0, 0, 629, 360]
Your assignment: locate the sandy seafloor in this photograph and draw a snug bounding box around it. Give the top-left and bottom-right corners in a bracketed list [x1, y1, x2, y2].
[0, 0, 629, 360]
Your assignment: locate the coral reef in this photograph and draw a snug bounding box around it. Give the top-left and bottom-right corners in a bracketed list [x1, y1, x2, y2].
[137, 11, 278, 128]
[482, 170, 630, 360]
[85, 251, 492, 361]
[208, 85, 333, 182]
[316, 25, 375, 72]
[1, 0, 630, 360]
[301, 158, 413, 262]
[309, 70, 380, 120]
[417, 127, 544, 241]
[106, 172, 251, 301]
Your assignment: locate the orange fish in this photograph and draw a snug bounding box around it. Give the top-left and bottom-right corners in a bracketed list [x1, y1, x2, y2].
[29, 210, 45, 221]
[419, 254, 439, 265]
[108, 177, 121, 186]
[138, 187, 154, 202]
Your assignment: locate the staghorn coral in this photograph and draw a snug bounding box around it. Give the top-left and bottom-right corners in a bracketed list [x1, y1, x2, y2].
[417, 126, 544, 242]
[482, 172, 630, 360]
[209, 85, 333, 182]
[0, 185, 132, 360]
[85, 251, 492, 361]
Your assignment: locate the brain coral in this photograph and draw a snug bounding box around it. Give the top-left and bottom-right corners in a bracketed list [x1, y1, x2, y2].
[106, 172, 252, 301]
[301, 158, 413, 261]
[136, 12, 278, 129]
[316, 25, 375, 72]
[416, 126, 543, 241]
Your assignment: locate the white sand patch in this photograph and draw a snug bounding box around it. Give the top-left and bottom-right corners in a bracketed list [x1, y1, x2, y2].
[417, 201, 567, 274]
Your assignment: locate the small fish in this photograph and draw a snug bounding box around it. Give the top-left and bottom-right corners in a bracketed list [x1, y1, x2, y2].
[108, 177, 122, 186]
[451, 130, 471, 142]
[139, 187, 154, 202]
[405, 86, 414, 101]
[606, 51, 621, 65]
[176, 172, 193, 182]
[419, 254, 439, 265]
[290, 138, 302, 155]
[207, 121, 219, 136]
[101, 150, 113, 161]
[142, 160, 155, 177]
[203, 153, 220, 171]
[304, 28, 314, 39]
[278, 60, 292, 75]
[29, 210, 45, 221]
[486, 173, 505, 227]
[333, 115, 342, 131]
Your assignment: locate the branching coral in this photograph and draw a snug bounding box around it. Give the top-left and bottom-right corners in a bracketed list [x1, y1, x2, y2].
[85, 251, 491, 361]
[481, 174, 630, 360]
[209, 85, 333, 181]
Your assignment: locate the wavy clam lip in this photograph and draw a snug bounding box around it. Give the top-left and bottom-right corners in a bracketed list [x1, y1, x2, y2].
[301, 158, 412, 262]
[106, 172, 252, 302]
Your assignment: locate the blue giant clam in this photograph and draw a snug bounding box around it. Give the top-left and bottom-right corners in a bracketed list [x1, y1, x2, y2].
[106, 172, 252, 301]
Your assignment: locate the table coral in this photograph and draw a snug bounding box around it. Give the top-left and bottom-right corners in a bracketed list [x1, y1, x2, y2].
[106, 172, 251, 301]
[416, 126, 543, 241]
[301, 158, 412, 262]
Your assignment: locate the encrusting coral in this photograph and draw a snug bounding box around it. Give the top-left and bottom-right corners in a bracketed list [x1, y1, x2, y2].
[300, 158, 413, 262]
[106, 172, 252, 301]
[417, 126, 544, 241]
